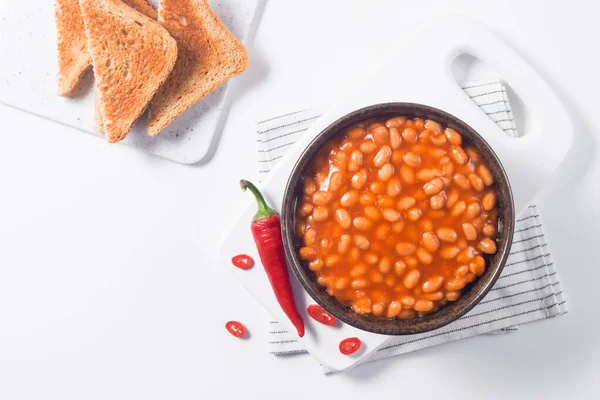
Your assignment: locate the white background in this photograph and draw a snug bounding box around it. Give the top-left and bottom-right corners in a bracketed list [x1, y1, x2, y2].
[0, 0, 599, 398]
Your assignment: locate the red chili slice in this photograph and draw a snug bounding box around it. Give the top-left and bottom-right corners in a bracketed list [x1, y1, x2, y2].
[225, 321, 247, 338]
[307, 305, 337, 326]
[339, 337, 361, 355]
[232, 254, 254, 270]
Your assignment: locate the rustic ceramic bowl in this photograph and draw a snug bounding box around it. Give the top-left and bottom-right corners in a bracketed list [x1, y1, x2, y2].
[281, 103, 515, 335]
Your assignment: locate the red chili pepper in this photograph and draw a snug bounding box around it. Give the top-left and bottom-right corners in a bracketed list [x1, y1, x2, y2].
[240, 179, 305, 337]
[307, 305, 337, 326]
[232, 254, 254, 270]
[339, 337, 361, 355]
[225, 321, 247, 338]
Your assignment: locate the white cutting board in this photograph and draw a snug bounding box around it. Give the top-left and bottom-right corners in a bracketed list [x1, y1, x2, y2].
[220, 15, 573, 372]
[0, 0, 261, 164]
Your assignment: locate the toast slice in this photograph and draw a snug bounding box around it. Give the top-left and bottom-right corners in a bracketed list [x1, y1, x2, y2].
[55, 0, 92, 96]
[93, 0, 159, 133]
[80, 0, 178, 143]
[147, 0, 249, 136]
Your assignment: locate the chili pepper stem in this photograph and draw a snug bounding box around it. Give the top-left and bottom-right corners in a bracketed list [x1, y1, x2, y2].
[240, 179, 277, 221]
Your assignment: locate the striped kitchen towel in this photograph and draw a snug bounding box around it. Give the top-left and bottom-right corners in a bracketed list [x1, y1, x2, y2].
[256, 80, 567, 370]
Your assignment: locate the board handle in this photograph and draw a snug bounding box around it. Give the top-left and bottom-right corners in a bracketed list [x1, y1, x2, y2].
[439, 16, 573, 210]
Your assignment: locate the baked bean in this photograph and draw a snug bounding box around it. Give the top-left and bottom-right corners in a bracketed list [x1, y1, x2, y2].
[462, 222, 478, 241]
[453, 173, 471, 190]
[456, 238, 468, 250]
[340, 190, 359, 207]
[370, 124, 390, 145]
[465, 202, 482, 220]
[407, 207, 422, 221]
[334, 277, 349, 289]
[359, 192, 376, 205]
[416, 247, 433, 264]
[373, 145, 392, 167]
[364, 205, 382, 221]
[423, 292, 444, 301]
[296, 221, 307, 236]
[334, 208, 351, 229]
[392, 150, 404, 164]
[437, 227, 458, 243]
[482, 224, 496, 237]
[414, 300, 434, 313]
[470, 259, 486, 276]
[401, 295, 416, 308]
[312, 191, 332, 206]
[298, 203, 313, 217]
[313, 206, 329, 221]
[378, 163, 394, 181]
[449, 145, 469, 165]
[395, 260, 407, 276]
[350, 264, 367, 277]
[451, 200, 466, 216]
[389, 127, 402, 149]
[396, 241, 417, 256]
[482, 192, 497, 211]
[352, 297, 372, 314]
[464, 272, 476, 283]
[351, 169, 368, 189]
[308, 259, 323, 272]
[478, 164, 494, 186]
[363, 253, 378, 266]
[387, 300, 403, 318]
[333, 151, 348, 171]
[352, 278, 368, 289]
[445, 189, 459, 208]
[347, 126, 366, 140]
[422, 276, 444, 293]
[421, 231, 440, 252]
[379, 256, 393, 273]
[338, 234, 352, 254]
[299, 247, 317, 261]
[465, 147, 480, 162]
[348, 149, 364, 172]
[446, 277, 466, 291]
[444, 128, 462, 145]
[386, 116, 406, 129]
[423, 177, 445, 195]
[414, 119, 425, 131]
[403, 269, 421, 289]
[376, 195, 395, 209]
[384, 275, 397, 287]
[303, 178, 316, 196]
[425, 119, 442, 135]
[317, 276, 328, 286]
[353, 217, 374, 231]
[402, 127, 418, 143]
[440, 245, 460, 259]
[392, 220, 405, 233]
[382, 178, 401, 198]
[348, 247, 360, 262]
[320, 238, 332, 252]
[446, 291, 461, 301]
[478, 238, 497, 254]
[370, 271, 384, 283]
[469, 173, 485, 192]
[400, 165, 416, 184]
[375, 224, 391, 240]
[430, 148, 448, 159]
[416, 168, 442, 182]
[430, 134, 447, 146]
[402, 152, 421, 168]
[360, 141, 378, 154]
[419, 219, 434, 232]
[383, 208, 401, 222]
[442, 160, 455, 178]
[372, 302, 385, 317]
[353, 234, 370, 250]
[397, 196, 416, 210]
[304, 228, 317, 246]
[397, 310, 416, 319]
[430, 193, 446, 210]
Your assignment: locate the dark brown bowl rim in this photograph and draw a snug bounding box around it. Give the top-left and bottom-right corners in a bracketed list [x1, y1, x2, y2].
[281, 103, 515, 335]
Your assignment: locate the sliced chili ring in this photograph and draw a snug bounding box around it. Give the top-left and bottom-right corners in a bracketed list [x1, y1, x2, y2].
[339, 337, 361, 355]
[232, 254, 254, 270]
[225, 321, 247, 338]
[307, 304, 337, 326]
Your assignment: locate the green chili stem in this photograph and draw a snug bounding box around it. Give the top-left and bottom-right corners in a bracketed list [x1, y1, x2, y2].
[240, 180, 277, 221]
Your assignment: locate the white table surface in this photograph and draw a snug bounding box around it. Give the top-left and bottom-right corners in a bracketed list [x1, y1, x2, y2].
[0, 0, 598, 398]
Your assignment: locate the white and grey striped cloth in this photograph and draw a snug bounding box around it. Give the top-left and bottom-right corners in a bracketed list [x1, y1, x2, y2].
[256, 80, 567, 371]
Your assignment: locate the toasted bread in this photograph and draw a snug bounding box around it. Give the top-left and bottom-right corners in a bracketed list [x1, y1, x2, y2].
[147, 0, 249, 136]
[80, 0, 178, 143]
[55, 0, 92, 96]
[93, 0, 159, 133]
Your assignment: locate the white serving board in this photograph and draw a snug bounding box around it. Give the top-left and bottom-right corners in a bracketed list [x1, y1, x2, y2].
[220, 15, 573, 372]
[0, 0, 260, 164]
